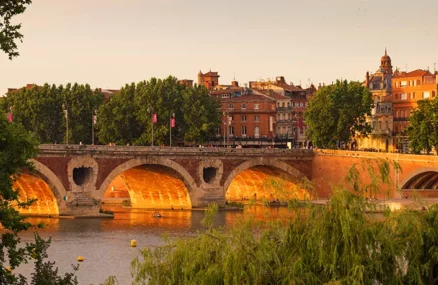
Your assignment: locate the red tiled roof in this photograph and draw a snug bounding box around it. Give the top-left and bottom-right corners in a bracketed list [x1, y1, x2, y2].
[393, 69, 433, 78]
[203, 71, 219, 77]
[221, 94, 275, 102]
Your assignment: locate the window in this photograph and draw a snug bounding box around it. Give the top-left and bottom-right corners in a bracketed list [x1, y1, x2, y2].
[228, 126, 234, 136]
[254, 126, 260, 138]
[433, 91, 436, 98]
[231, 115, 234, 121]
[395, 110, 399, 117]
[228, 103, 234, 109]
[241, 115, 246, 122]
[222, 94, 229, 98]
[401, 81, 407, 87]
[412, 92, 416, 99]
[254, 103, 260, 110]
[401, 93, 407, 100]
[254, 115, 260, 122]
[424, 91, 430, 99]
[242, 103, 246, 109]
[395, 94, 398, 100]
[281, 114, 285, 120]
[216, 126, 221, 135]
[241, 126, 247, 135]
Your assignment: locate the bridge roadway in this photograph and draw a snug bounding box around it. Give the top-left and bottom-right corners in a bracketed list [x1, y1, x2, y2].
[14, 145, 438, 217]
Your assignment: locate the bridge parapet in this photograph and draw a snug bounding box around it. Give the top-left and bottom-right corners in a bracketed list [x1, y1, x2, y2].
[38, 144, 314, 159]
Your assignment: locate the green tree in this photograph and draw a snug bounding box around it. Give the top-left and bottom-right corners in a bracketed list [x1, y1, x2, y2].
[62, 83, 104, 144]
[305, 80, 373, 148]
[96, 83, 142, 145]
[0, 0, 32, 59]
[0, 107, 38, 283]
[407, 98, 438, 155]
[4, 83, 104, 144]
[181, 84, 221, 144]
[97, 76, 221, 146]
[0, 109, 79, 284]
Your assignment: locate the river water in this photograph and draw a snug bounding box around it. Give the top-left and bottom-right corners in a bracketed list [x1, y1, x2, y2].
[6, 205, 295, 285]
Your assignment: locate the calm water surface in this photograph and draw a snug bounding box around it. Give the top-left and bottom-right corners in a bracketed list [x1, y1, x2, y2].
[6, 205, 296, 285]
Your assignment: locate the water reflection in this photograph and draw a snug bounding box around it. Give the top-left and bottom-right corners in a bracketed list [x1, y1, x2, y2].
[3, 205, 299, 285]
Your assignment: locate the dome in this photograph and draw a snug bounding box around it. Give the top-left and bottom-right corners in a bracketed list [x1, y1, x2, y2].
[381, 48, 391, 61]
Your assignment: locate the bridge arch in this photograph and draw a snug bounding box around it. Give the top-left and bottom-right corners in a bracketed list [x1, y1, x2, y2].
[14, 159, 68, 215]
[97, 157, 197, 208]
[223, 158, 309, 201]
[401, 168, 438, 190]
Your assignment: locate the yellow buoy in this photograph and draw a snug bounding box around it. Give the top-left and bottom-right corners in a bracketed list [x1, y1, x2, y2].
[77, 256, 84, 262]
[130, 239, 137, 247]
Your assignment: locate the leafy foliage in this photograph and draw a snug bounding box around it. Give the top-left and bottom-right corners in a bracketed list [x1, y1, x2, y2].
[0, 109, 79, 284]
[4, 83, 104, 144]
[130, 159, 438, 285]
[97, 76, 221, 145]
[407, 98, 438, 154]
[305, 80, 373, 148]
[0, 0, 32, 59]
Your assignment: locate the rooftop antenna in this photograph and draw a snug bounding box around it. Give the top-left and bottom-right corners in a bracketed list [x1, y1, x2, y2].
[405, 63, 408, 72]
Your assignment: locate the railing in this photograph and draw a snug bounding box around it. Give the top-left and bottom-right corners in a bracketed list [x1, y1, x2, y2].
[276, 107, 292, 111]
[393, 117, 409, 122]
[38, 144, 314, 157]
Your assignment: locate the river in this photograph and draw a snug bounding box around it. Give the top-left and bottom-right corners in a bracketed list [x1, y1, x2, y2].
[5, 205, 296, 285]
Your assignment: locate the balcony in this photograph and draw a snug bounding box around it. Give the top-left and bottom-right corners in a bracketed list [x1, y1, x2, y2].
[276, 119, 292, 123]
[276, 106, 292, 111]
[393, 117, 409, 122]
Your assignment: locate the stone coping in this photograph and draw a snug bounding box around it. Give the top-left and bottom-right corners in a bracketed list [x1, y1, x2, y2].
[38, 144, 314, 158]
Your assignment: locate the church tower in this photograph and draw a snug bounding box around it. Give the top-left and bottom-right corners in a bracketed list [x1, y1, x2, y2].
[380, 48, 393, 75]
[197, 70, 204, 85]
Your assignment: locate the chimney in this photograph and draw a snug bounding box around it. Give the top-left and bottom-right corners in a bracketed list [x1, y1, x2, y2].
[366, 71, 370, 86]
[231, 80, 239, 87]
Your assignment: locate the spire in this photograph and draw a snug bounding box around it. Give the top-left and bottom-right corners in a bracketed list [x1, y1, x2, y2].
[385, 47, 387, 55]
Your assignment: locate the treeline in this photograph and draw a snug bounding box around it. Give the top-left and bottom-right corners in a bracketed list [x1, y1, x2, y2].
[1, 76, 221, 146]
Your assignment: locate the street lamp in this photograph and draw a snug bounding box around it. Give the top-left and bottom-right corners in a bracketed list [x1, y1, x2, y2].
[91, 107, 97, 145]
[169, 112, 175, 147]
[222, 111, 226, 147]
[147, 107, 155, 147]
[62, 102, 69, 145]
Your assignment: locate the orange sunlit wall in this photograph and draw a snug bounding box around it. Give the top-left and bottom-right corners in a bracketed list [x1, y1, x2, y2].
[13, 173, 59, 216]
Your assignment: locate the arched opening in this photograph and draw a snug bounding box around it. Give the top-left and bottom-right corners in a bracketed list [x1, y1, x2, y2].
[402, 171, 438, 190]
[12, 172, 59, 216]
[225, 165, 310, 203]
[103, 165, 192, 209]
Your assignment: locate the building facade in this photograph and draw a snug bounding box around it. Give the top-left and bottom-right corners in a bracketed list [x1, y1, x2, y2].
[358, 50, 394, 152]
[392, 69, 438, 151]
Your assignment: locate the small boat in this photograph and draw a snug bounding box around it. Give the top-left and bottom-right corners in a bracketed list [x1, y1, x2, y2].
[152, 212, 162, 218]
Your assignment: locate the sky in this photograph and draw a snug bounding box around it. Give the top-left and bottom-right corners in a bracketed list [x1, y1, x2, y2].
[1, 0, 437, 93]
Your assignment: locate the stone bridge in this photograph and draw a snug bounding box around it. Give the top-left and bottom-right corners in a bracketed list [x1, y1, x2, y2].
[15, 146, 438, 216]
[16, 145, 313, 216]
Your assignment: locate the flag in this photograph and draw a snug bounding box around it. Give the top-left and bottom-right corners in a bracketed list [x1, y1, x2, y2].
[7, 112, 12, 123]
[153, 113, 157, 123]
